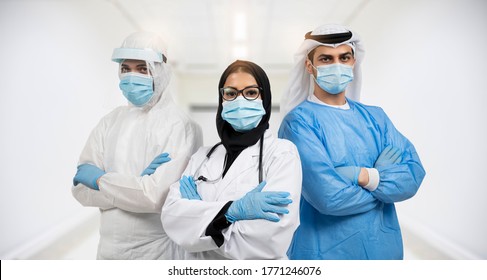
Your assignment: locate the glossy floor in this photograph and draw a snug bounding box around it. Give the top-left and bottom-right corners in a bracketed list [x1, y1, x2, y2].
[28, 213, 449, 260]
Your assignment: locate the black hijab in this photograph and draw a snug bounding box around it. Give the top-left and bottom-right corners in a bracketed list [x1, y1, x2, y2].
[216, 60, 272, 176]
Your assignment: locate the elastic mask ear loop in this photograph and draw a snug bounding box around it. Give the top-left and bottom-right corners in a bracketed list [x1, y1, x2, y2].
[147, 61, 156, 78]
[141, 60, 153, 78]
[307, 58, 319, 83]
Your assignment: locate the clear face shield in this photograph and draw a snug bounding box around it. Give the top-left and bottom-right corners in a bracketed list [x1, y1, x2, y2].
[118, 59, 153, 80]
[112, 47, 167, 107]
[112, 47, 166, 79]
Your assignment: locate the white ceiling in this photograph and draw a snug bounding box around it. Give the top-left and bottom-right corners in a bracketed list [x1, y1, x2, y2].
[109, 0, 368, 73]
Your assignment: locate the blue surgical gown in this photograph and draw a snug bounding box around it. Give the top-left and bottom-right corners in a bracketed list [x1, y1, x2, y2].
[278, 99, 425, 260]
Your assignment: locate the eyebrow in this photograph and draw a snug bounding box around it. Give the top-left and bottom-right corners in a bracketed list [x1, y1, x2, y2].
[120, 63, 147, 67]
[317, 52, 353, 58]
[317, 54, 333, 59]
[244, 84, 259, 89]
[223, 84, 259, 90]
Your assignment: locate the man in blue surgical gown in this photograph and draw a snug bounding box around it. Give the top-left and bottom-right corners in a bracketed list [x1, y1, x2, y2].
[278, 24, 426, 260]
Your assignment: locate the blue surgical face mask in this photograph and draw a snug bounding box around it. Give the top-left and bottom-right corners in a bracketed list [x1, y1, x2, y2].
[221, 97, 266, 132]
[119, 73, 154, 106]
[312, 63, 354, 94]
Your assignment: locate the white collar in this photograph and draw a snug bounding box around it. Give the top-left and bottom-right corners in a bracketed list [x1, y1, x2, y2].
[308, 94, 350, 110]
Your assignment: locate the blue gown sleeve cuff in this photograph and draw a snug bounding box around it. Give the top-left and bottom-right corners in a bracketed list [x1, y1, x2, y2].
[364, 168, 379, 191]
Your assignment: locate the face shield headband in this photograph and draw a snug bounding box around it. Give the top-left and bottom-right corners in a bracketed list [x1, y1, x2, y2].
[111, 48, 167, 64]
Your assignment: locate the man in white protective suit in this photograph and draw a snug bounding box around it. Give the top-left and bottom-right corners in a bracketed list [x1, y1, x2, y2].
[72, 31, 202, 259]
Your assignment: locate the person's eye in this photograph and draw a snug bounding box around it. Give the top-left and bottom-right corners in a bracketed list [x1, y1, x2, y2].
[245, 89, 259, 97]
[121, 67, 130, 73]
[319, 57, 331, 63]
[138, 67, 148, 74]
[225, 90, 237, 97]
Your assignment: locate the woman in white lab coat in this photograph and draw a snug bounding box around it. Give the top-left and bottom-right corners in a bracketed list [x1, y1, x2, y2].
[161, 60, 302, 259]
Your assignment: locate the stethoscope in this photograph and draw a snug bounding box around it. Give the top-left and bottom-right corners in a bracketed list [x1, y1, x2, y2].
[193, 135, 264, 183]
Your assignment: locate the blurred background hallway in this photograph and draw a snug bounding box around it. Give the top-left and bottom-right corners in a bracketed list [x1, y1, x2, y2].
[1, 0, 486, 260]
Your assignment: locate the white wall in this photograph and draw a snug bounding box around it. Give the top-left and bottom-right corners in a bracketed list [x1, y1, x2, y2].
[351, 0, 487, 258]
[0, 0, 135, 257]
[1, 0, 486, 259]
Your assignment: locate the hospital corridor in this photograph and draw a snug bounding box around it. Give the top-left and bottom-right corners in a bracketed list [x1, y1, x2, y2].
[1, 0, 487, 265]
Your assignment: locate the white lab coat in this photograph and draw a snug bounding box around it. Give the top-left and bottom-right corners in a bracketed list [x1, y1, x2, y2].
[161, 130, 302, 259]
[72, 97, 202, 259]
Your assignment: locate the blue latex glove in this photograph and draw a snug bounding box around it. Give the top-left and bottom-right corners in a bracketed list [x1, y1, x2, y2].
[140, 153, 171, 176]
[73, 164, 106, 190]
[225, 181, 292, 223]
[179, 175, 201, 200]
[335, 166, 361, 185]
[374, 145, 403, 168]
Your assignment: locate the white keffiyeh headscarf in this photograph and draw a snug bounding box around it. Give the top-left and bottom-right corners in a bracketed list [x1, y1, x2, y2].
[280, 24, 365, 118]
